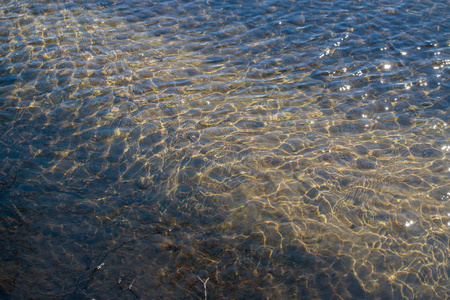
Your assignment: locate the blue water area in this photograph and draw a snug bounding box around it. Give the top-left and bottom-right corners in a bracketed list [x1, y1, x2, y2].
[0, 0, 449, 298]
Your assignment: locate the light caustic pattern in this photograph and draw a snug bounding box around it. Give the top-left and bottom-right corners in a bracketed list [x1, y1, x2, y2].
[0, 0, 449, 298]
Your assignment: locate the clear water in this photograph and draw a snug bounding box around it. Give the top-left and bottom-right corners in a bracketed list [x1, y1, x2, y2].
[0, 0, 449, 298]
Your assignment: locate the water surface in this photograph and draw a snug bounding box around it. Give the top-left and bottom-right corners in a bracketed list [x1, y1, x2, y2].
[0, 0, 449, 298]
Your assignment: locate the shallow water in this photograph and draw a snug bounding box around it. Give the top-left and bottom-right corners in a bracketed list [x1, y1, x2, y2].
[0, 0, 449, 298]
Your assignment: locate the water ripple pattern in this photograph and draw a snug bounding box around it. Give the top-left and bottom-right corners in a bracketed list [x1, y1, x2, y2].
[0, 0, 449, 298]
